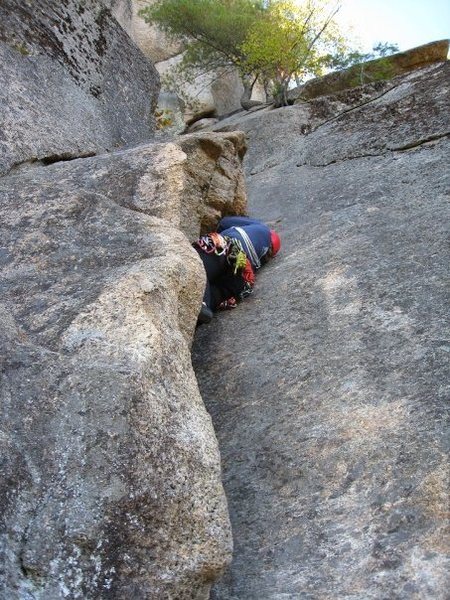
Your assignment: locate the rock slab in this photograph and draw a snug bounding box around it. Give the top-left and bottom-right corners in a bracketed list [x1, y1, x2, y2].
[193, 62, 449, 598]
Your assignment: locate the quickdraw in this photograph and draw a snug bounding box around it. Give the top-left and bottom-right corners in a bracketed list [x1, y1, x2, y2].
[194, 232, 228, 255]
[194, 233, 248, 275]
[227, 239, 247, 274]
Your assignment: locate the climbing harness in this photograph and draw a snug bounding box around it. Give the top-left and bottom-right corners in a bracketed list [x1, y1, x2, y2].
[217, 257, 254, 310]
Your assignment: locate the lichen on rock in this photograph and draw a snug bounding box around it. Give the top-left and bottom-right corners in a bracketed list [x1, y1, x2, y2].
[0, 0, 160, 177]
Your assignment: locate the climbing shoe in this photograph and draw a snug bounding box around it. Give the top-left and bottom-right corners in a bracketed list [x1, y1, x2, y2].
[198, 302, 213, 325]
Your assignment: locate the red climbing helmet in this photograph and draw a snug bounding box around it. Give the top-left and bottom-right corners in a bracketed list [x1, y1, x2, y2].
[270, 230, 281, 256]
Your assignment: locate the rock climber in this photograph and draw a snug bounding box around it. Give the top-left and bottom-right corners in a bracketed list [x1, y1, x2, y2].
[193, 216, 281, 324]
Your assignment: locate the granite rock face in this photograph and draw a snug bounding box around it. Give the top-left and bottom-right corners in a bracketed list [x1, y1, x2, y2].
[107, 0, 183, 63]
[178, 132, 247, 237]
[211, 62, 450, 176]
[113, 0, 183, 63]
[193, 61, 449, 598]
[0, 0, 159, 176]
[0, 131, 246, 599]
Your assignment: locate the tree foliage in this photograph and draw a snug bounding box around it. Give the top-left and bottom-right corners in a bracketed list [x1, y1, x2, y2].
[140, 0, 266, 108]
[140, 1, 396, 107]
[142, 0, 264, 66]
[240, 1, 346, 104]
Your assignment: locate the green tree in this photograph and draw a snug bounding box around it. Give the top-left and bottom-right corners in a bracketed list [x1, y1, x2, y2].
[241, 1, 347, 105]
[140, 0, 265, 105]
[140, 0, 348, 107]
[141, 0, 264, 61]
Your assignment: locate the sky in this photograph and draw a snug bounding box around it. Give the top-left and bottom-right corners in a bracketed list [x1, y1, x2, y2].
[336, 0, 450, 53]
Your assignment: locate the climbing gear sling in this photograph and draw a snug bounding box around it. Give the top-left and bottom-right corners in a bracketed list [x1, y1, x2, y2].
[233, 226, 261, 270]
[193, 233, 248, 275]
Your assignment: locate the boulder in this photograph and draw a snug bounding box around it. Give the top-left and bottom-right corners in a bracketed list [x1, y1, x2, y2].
[193, 61, 449, 598]
[0, 131, 246, 599]
[210, 69, 249, 117]
[178, 132, 247, 236]
[154, 91, 188, 137]
[110, 0, 183, 63]
[156, 56, 246, 124]
[0, 0, 159, 177]
[289, 39, 449, 102]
